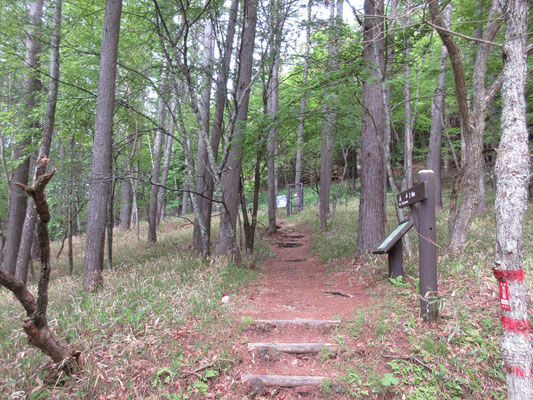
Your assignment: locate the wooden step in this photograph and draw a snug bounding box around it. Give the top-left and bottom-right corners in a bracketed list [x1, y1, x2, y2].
[250, 318, 340, 327]
[241, 374, 327, 387]
[248, 342, 337, 354]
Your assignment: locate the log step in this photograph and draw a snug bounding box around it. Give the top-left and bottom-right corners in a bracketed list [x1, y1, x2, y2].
[249, 318, 340, 327]
[248, 342, 337, 354]
[241, 374, 327, 387]
[278, 242, 303, 248]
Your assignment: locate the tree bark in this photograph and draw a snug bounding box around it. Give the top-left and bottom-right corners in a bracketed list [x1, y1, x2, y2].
[148, 67, 168, 243]
[295, 0, 313, 191]
[218, 0, 258, 259]
[157, 109, 175, 224]
[319, 0, 342, 230]
[16, 0, 62, 283]
[426, 4, 451, 210]
[2, 0, 43, 275]
[267, 0, 285, 234]
[83, 0, 122, 291]
[495, 0, 532, 397]
[357, 0, 386, 253]
[429, 0, 503, 252]
[193, 19, 214, 253]
[0, 159, 79, 373]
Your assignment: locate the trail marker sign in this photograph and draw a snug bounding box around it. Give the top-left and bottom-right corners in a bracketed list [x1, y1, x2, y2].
[373, 219, 413, 279]
[397, 182, 426, 208]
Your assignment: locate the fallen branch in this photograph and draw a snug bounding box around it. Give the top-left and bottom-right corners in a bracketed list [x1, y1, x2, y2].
[324, 290, 353, 298]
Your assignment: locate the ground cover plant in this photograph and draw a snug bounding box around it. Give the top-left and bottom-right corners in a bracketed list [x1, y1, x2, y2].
[0, 187, 531, 399]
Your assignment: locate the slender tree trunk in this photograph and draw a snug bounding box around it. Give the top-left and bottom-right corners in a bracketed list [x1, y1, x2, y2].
[426, 4, 451, 210]
[157, 112, 175, 224]
[495, 0, 532, 398]
[119, 176, 132, 230]
[2, 0, 44, 275]
[193, 19, 214, 252]
[83, 0, 122, 291]
[357, 0, 386, 253]
[16, 0, 62, 283]
[429, 0, 503, 252]
[295, 0, 313, 191]
[147, 68, 168, 243]
[218, 0, 258, 259]
[267, 0, 284, 234]
[319, 0, 341, 230]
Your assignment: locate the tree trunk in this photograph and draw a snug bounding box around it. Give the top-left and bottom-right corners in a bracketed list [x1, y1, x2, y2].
[357, 0, 386, 253]
[319, 0, 342, 230]
[2, 0, 43, 275]
[193, 19, 214, 253]
[426, 4, 451, 210]
[218, 0, 258, 259]
[495, 0, 532, 398]
[83, 0, 122, 291]
[157, 113, 175, 224]
[267, 0, 285, 234]
[16, 0, 62, 283]
[119, 176, 132, 230]
[429, 0, 503, 253]
[295, 0, 313, 190]
[147, 68, 168, 243]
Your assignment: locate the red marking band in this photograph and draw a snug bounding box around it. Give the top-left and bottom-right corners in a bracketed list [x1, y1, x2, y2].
[502, 316, 531, 336]
[506, 365, 531, 378]
[493, 268, 525, 282]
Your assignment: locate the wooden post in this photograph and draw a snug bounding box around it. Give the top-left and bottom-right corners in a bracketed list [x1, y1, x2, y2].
[388, 240, 403, 279]
[418, 170, 438, 321]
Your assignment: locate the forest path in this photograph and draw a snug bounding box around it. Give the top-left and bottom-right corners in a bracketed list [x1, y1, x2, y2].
[235, 219, 370, 399]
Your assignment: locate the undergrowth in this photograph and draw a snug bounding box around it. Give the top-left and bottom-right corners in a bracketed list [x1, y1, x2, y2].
[296, 191, 532, 399]
[0, 219, 256, 399]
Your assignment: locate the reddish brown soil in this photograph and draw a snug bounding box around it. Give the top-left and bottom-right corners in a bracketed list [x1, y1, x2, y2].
[234, 220, 371, 398]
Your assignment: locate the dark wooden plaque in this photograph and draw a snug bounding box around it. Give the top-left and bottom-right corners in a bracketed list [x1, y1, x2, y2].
[397, 182, 427, 208]
[373, 219, 413, 254]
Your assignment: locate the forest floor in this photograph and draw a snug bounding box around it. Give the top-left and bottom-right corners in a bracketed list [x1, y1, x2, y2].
[1, 197, 529, 399]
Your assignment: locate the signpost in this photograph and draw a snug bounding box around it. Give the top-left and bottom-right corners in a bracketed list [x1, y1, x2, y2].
[373, 219, 413, 279]
[396, 170, 438, 322]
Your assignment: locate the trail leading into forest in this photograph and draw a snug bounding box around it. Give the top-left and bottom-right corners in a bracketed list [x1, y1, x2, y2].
[235, 219, 370, 398]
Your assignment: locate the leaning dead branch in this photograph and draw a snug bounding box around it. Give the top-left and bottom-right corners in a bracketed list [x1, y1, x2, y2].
[0, 156, 80, 374]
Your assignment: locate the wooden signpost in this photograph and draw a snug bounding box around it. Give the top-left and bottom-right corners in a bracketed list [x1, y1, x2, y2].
[373, 219, 413, 279]
[396, 170, 438, 321]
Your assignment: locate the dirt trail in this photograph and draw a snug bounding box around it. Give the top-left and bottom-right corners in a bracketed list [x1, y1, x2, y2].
[235, 220, 370, 398]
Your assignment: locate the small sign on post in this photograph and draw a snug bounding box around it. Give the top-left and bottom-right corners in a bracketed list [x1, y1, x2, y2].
[373, 219, 413, 279]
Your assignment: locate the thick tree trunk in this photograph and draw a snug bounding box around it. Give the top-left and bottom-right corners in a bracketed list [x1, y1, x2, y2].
[2, 0, 44, 275]
[83, 0, 122, 291]
[148, 69, 168, 243]
[16, 0, 62, 283]
[426, 4, 451, 210]
[218, 0, 258, 259]
[495, 0, 532, 398]
[357, 0, 386, 253]
[193, 19, 214, 253]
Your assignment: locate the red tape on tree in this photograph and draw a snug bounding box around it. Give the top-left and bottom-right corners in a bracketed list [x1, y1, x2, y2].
[493, 268, 525, 282]
[502, 316, 531, 336]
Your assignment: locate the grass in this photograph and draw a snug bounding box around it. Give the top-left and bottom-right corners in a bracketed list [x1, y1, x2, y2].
[0, 219, 256, 399]
[297, 189, 532, 399]
[1, 184, 531, 399]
